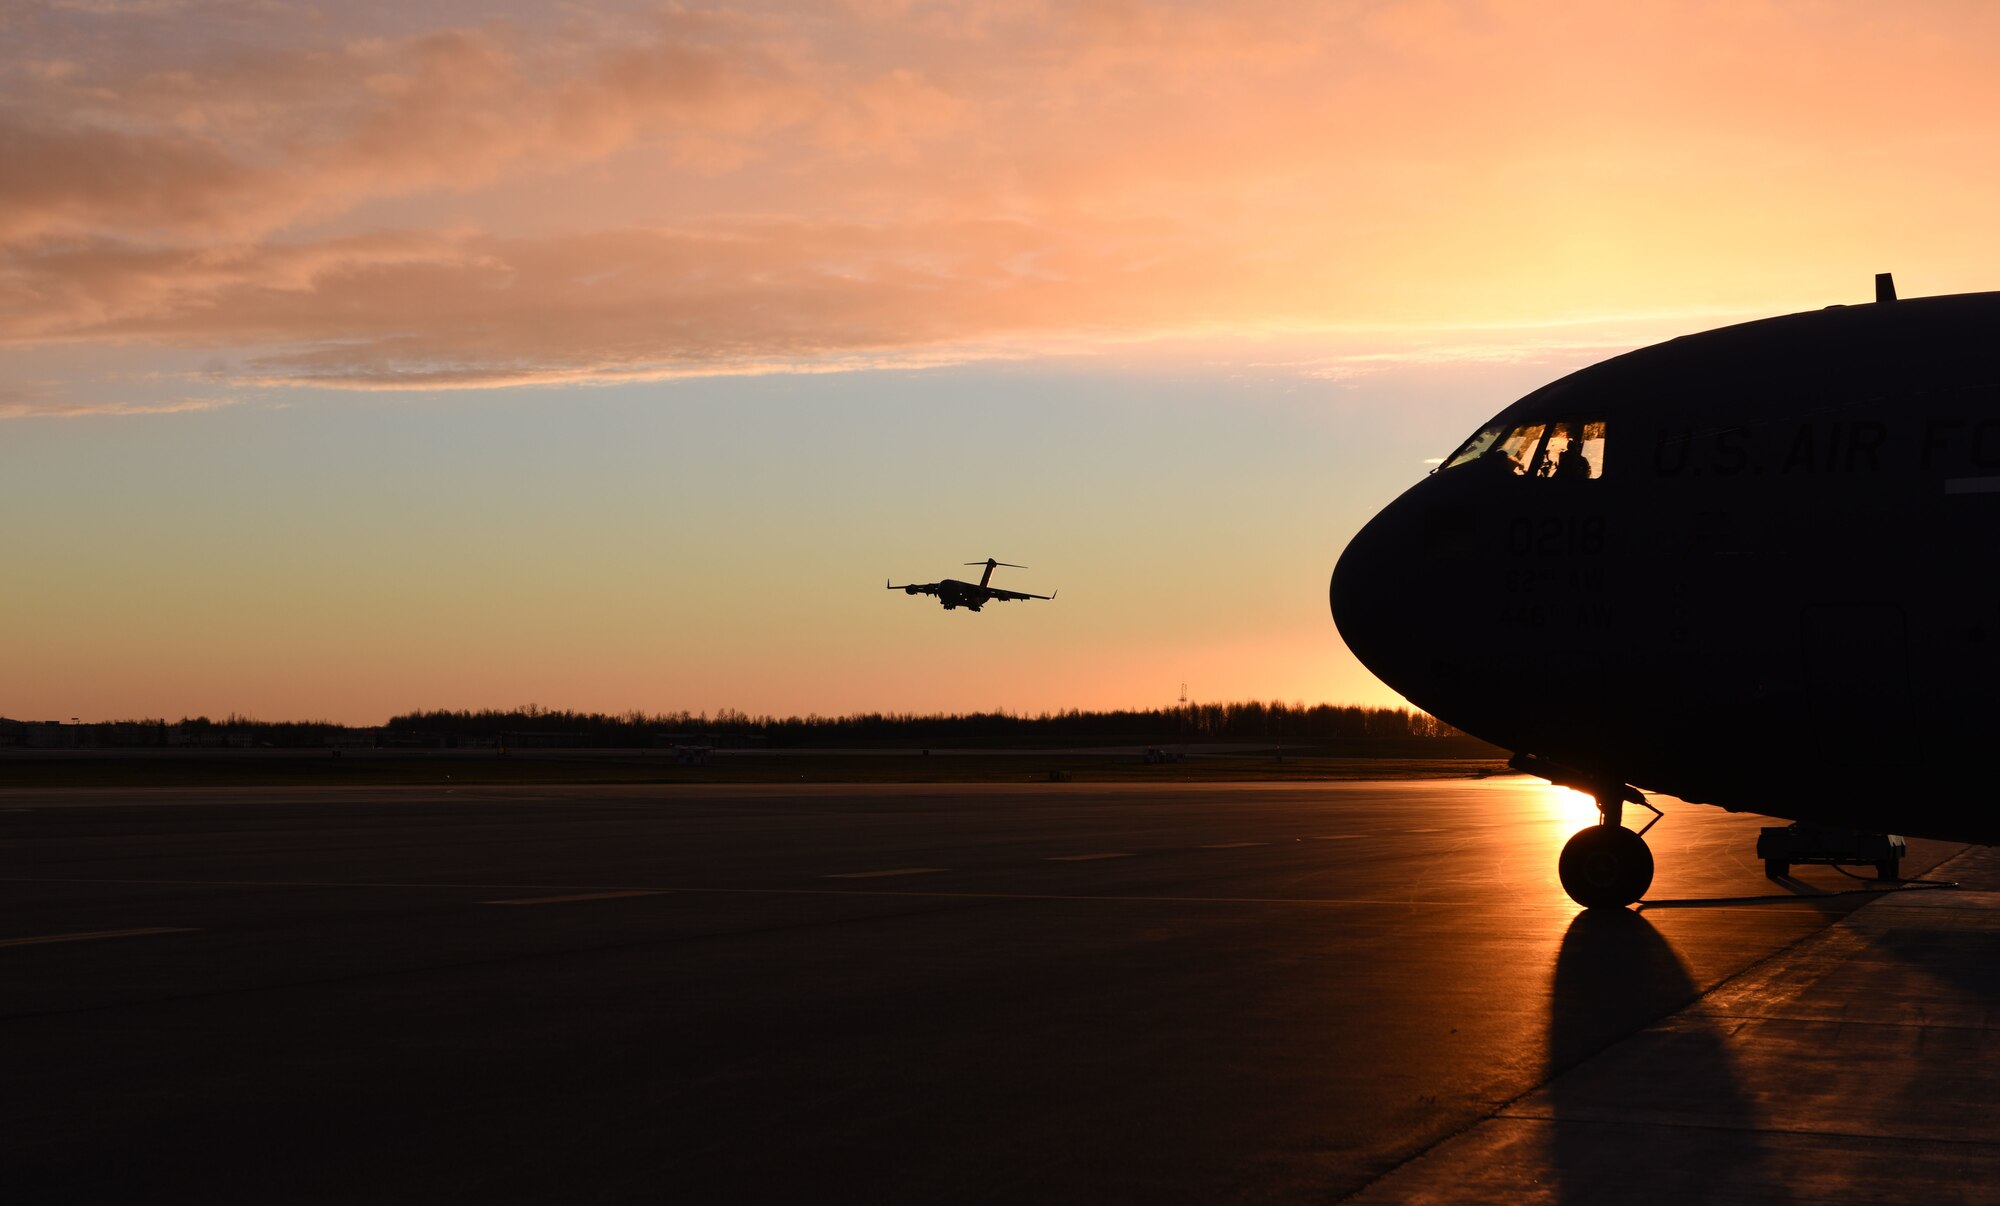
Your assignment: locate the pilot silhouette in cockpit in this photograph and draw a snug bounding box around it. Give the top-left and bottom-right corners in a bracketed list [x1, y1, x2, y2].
[1549, 432, 1592, 480]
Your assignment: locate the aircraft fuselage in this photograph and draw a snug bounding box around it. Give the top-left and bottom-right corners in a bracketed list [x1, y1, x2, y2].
[1332, 289, 2000, 845]
[927, 579, 990, 611]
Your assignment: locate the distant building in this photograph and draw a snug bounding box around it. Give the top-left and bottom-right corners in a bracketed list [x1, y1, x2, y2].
[0, 719, 91, 749]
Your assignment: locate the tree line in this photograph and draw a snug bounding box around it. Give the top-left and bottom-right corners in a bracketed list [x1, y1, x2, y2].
[19, 704, 1472, 752]
[380, 702, 1464, 747]
[21, 702, 1468, 749]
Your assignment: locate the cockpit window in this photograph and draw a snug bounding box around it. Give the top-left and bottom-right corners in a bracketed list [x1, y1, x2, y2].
[1441, 423, 1504, 471]
[1438, 417, 1606, 479]
[1493, 423, 1546, 474]
[1531, 419, 1606, 480]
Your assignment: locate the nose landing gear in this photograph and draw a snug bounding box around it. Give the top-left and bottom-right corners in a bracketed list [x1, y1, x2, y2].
[1514, 755, 1662, 909]
[1559, 818, 1654, 909]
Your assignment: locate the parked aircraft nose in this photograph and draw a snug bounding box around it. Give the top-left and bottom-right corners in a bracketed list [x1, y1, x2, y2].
[1329, 490, 1425, 702]
[1332, 481, 1537, 753]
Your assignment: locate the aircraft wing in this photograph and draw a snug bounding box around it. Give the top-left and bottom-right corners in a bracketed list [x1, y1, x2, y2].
[888, 580, 943, 595]
[986, 587, 1056, 602]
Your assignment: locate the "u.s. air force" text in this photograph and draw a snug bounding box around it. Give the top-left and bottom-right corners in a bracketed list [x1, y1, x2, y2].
[1651, 417, 2000, 478]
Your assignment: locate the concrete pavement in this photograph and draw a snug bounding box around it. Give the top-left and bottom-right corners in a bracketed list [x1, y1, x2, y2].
[0, 780, 1981, 1203]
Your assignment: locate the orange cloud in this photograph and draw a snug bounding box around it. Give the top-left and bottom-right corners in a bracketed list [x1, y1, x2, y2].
[1, 13, 815, 247]
[5, 0, 2000, 400]
[0, 118, 255, 245]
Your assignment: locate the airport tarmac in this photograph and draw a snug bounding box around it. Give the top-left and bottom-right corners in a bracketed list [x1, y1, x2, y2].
[0, 779, 1987, 1203]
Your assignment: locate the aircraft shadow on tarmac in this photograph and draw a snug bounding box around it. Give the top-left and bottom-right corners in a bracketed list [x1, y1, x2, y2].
[1543, 908, 1762, 1203]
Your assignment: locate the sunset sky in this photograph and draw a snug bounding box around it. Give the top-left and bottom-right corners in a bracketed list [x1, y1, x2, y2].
[6, 0, 1999, 724]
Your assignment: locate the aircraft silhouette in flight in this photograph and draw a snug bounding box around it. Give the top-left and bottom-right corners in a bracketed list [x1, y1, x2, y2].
[1332, 274, 2000, 907]
[889, 559, 1055, 612]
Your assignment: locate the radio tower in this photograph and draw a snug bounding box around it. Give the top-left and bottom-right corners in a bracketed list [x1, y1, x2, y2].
[1178, 682, 1189, 761]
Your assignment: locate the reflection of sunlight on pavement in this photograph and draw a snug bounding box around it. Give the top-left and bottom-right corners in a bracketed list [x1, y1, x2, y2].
[1540, 784, 1602, 833]
[1464, 775, 1601, 834]
[1445, 777, 1607, 904]
[1496, 778, 1604, 841]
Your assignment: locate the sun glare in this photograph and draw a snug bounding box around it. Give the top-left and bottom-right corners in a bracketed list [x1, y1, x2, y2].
[1539, 785, 1604, 833]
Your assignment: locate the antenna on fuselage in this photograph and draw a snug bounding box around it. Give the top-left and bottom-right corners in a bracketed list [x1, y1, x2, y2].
[1875, 272, 1897, 304]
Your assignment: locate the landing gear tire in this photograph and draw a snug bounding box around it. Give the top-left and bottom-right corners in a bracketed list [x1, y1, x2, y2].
[1765, 858, 1789, 879]
[1559, 825, 1654, 909]
[1876, 858, 1900, 882]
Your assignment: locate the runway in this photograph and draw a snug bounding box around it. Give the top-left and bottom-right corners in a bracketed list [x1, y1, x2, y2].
[0, 780, 1976, 1203]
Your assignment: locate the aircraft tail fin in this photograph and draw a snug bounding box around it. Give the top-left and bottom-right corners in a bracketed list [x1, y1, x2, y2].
[965, 558, 1025, 587]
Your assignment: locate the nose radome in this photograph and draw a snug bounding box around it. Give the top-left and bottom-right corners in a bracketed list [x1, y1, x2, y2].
[1329, 495, 1415, 694]
[1332, 486, 1520, 753]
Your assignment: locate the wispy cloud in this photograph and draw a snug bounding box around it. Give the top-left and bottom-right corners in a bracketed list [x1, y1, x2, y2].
[0, 389, 237, 418]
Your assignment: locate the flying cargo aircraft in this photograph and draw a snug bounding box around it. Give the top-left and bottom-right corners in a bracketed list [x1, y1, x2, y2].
[1331, 274, 2000, 907]
[889, 559, 1055, 612]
